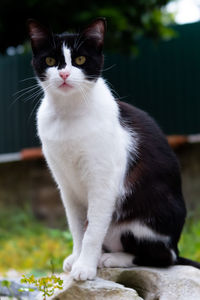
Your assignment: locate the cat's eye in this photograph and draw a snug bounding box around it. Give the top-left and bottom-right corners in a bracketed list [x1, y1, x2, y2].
[45, 57, 56, 66]
[75, 56, 86, 65]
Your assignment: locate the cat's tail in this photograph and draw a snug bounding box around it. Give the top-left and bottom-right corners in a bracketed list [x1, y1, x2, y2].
[175, 256, 200, 269]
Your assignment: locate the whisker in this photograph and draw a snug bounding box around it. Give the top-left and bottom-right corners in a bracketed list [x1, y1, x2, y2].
[13, 84, 40, 96]
[24, 82, 54, 103]
[9, 85, 40, 109]
[28, 98, 41, 121]
[19, 77, 38, 82]
[76, 83, 89, 106]
[74, 31, 86, 51]
[76, 38, 87, 51]
[41, 82, 57, 94]
[22, 89, 43, 103]
[26, 82, 55, 120]
[102, 64, 116, 72]
[74, 32, 82, 49]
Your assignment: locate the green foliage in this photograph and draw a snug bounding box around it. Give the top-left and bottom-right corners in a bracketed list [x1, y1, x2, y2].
[0, 207, 73, 274]
[20, 274, 63, 299]
[1, 279, 14, 298]
[179, 217, 200, 261]
[0, 0, 175, 53]
[1, 206, 200, 276]
[1, 279, 11, 288]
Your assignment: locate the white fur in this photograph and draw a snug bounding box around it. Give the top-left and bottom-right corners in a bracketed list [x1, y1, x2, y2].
[99, 252, 135, 268]
[62, 45, 72, 67]
[37, 45, 138, 280]
[171, 249, 177, 263]
[103, 221, 170, 253]
[130, 221, 170, 243]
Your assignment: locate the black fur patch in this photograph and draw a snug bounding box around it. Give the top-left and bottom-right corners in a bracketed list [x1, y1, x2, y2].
[121, 232, 174, 267]
[113, 101, 186, 258]
[28, 19, 106, 81]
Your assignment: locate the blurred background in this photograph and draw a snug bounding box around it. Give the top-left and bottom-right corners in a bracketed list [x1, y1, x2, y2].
[0, 0, 200, 277]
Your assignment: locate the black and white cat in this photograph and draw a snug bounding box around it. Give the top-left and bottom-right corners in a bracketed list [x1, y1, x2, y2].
[28, 18, 200, 281]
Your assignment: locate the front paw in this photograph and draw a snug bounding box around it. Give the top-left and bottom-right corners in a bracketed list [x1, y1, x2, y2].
[63, 254, 78, 272]
[71, 260, 96, 281]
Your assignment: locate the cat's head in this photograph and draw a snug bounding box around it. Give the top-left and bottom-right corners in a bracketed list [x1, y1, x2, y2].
[27, 18, 106, 96]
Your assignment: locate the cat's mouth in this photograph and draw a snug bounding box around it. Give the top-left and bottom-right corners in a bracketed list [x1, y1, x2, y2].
[59, 82, 73, 90]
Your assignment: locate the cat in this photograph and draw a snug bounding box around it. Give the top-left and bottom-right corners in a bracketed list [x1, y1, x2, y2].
[28, 18, 200, 281]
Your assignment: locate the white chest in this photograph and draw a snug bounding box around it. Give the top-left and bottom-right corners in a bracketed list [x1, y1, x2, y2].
[36, 83, 136, 204]
[37, 109, 99, 198]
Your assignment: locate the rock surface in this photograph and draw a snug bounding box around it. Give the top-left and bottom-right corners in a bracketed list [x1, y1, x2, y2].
[2, 265, 200, 299]
[37, 274, 142, 300]
[98, 265, 200, 300]
[42, 265, 200, 300]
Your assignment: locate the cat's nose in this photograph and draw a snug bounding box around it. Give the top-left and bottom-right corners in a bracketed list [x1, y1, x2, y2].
[59, 71, 70, 80]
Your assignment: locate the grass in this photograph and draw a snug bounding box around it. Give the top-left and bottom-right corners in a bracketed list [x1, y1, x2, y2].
[0, 206, 200, 275]
[0, 207, 73, 276]
[179, 217, 200, 262]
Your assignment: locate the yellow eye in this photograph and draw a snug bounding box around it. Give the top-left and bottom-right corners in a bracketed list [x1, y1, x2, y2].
[75, 56, 86, 65]
[45, 57, 56, 66]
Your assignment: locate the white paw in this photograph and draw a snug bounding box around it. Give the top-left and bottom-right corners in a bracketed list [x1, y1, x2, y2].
[98, 252, 134, 268]
[98, 253, 116, 268]
[71, 260, 96, 281]
[63, 254, 78, 272]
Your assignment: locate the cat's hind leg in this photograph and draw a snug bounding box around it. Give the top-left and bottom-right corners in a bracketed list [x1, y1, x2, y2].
[102, 221, 176, 268]
[121, 231, 177, 268]
[98, 252, 135, 268]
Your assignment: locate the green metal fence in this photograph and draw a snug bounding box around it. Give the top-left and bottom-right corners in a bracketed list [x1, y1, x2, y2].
[0, 54, 40, 154]
[0, 22, 200, 154]
[105, 22, 200, 136]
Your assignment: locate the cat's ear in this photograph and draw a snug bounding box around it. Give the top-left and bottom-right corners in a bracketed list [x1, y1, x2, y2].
[27, 19, 53, 53]
[82, 18, 106, 49]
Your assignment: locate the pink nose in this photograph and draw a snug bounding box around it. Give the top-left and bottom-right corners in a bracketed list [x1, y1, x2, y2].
[59, 71, 70, 80]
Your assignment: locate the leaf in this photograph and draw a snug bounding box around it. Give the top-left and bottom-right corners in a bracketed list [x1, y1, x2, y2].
[18, 287, 35, 292]
[1, 280, 11, 288]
